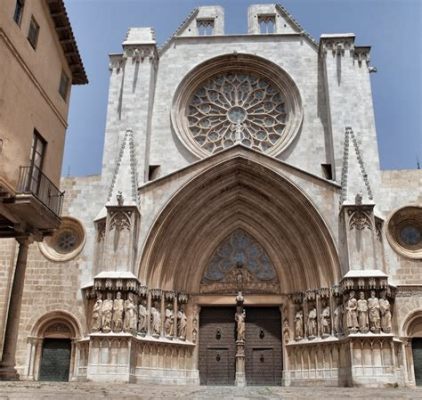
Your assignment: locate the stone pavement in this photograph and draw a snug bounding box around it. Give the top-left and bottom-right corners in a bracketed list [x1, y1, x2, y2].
[0, 383, 421, 400]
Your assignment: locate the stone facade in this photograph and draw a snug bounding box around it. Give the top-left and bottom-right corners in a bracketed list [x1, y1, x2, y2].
[1, 3, 421, 387]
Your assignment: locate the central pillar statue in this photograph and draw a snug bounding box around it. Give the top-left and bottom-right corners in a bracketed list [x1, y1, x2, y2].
[235, 291, 246, 387]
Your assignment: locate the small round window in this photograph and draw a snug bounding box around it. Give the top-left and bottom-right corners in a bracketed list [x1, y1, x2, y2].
[39, 217, 85, 262]
[387, 206, 422, 259]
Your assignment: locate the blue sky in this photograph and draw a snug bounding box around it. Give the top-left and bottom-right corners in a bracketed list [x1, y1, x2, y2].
[63, 0, 422, 176]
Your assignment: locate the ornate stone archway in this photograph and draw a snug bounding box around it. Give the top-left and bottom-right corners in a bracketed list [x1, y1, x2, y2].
[139, 154, 341, 294]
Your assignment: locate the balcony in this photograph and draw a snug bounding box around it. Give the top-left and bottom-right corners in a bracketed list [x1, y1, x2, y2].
[17, 165, 64, 216]
[0, 166, 63, 238]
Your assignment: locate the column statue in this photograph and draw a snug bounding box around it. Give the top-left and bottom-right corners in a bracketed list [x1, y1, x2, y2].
[368, 290, 381, 333]
[112, 291, 124, 332]
[357, 291, 369, 333]
[294, 309, 304, 340]
[91, 293, 103, 332]
[379, 291, 392, 333]
[307, 306, 317, 338]
[333, 301, 343, 336]
[150, 303, 161, 337]
[235, 309, 246, 341]
[177, 306, 188, 340]
[345, 291, 359, 333]
[123, 293, 137, 333]
[164, 303, 174, 337]
[101, 292, 113, 333]
[138, 299, 147, 335]
[320, 301, 331, 337]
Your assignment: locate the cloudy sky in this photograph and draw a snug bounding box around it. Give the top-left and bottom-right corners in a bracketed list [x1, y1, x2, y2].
[63, 0, 422, 176]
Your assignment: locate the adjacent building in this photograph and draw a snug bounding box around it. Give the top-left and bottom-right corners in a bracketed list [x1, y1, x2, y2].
[0, 0, 87, 379]
[1, 3, 422, 387]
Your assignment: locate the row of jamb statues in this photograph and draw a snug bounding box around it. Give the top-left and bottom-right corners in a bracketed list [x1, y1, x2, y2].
[91, 292, 188, 340]
[294, 290, 392, 340]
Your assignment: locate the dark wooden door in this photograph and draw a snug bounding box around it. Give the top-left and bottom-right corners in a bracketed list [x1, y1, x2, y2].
[413, 338, 422, 386]
[39, 339, 71, 381]
[199, 307, 236, 385]
[245, 307, 282, 385]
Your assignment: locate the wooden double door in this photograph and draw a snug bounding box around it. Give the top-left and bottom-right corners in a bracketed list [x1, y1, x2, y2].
[199, 306, 282, 385]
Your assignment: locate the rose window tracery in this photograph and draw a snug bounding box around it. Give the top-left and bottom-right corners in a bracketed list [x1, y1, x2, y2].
[187, 72, 288, 154]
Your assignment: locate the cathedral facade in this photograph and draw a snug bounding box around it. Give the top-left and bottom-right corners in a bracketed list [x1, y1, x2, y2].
[1, 3, 422, 387]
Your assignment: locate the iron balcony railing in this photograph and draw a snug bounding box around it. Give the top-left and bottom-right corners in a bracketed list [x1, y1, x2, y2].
[17, 165, 64, 216]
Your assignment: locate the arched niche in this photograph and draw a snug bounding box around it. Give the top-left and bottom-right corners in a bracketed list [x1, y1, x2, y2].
[139, 154, 340, 294]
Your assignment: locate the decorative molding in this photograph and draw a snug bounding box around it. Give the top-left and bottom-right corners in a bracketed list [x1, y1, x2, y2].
[107, 129, 140, 206]
[159, 8, 199, 55]
[340, 127, 374, 205]
[275, 4, 318, 47]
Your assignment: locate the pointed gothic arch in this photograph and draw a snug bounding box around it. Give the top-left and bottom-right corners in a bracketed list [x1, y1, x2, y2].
[139, 152, 340, 294]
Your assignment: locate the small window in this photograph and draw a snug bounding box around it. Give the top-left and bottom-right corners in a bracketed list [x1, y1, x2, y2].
[28, 130, 46, 193]
[27, 16, 39, 49]
[13, 0, 25, 25]
[197, 19, 214, 36]
[258, 15, 276, 34]
[59, 72, 70, 101]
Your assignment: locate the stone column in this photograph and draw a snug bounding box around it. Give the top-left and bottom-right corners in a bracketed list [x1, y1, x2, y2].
[0, 236, 31, 380]
[235, 292, 246, 387]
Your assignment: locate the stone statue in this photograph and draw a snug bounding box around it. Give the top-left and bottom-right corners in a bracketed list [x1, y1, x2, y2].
[307, 306, 317, 338]
[151, 303, 161, 337]
[137, 299, 147, 335]
[333, 302, 343, 336]
[123, 293, 137, 333]
[321, 301, 331, 337]
[236, 290, 244, 304]
[345, 291, 359, 333]
[177, 306, 188, 340]
[235, 308, 246, 341]
[164, 303, 174, 337]
[91, 293, 103, 332]
[112, 291, 124, 332]
[294, 309, 303, 340]
[101, 292, 113, 333]
[379, 291, 392, 333]
[357, 291, 369, 333]
[368, 290, 381, 333]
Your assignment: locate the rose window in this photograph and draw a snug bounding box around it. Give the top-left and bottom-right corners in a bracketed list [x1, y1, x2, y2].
[187, 72, 288, 154]
[39, 217, 86, 262]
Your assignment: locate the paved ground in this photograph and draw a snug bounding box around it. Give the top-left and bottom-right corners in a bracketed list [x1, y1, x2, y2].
[0, 382, 421, 400]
